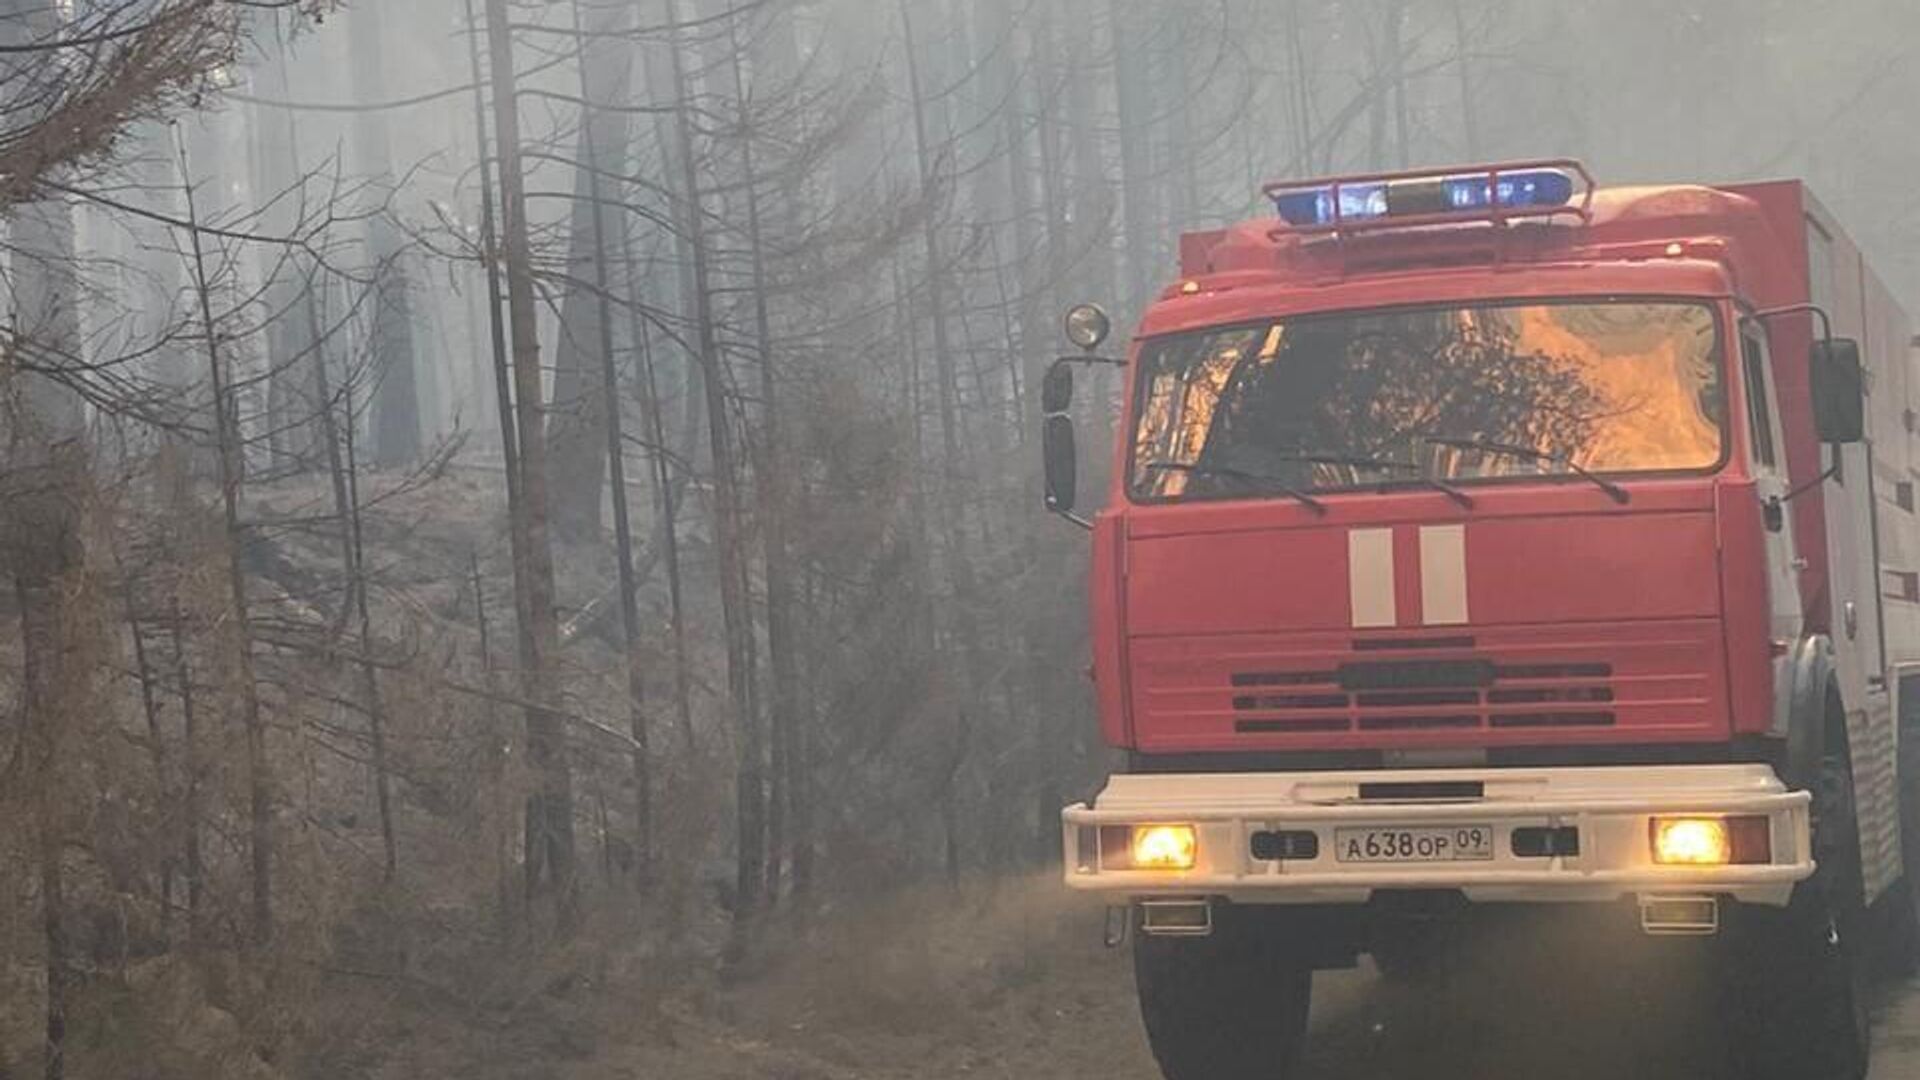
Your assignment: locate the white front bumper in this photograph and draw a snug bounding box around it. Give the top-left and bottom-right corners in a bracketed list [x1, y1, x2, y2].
[1062, 764, 1813, 907]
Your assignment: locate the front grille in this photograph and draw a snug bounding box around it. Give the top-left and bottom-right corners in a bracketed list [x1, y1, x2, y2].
[1229, 653, 1617, 734]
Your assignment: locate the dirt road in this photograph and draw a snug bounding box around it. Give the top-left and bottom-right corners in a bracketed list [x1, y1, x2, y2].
[607, 892, 1920, 1080]
[419, 887, 1920, 1080]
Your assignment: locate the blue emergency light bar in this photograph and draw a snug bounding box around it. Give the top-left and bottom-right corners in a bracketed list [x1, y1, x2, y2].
[1267, 163, 1589, 230]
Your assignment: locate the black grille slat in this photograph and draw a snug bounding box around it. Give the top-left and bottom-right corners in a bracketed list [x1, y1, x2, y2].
[1233, 693, 1350, 711]
[1355, 689, 1480, 708]
[1487, 686, 1615, 705]
[1236, 719, 1351, 733]
[1489, 712, 1617, 729]
[1231, 671, 1339, 688]
[1494, 663, 1613, 680]
[1357, 714, 1479, 731]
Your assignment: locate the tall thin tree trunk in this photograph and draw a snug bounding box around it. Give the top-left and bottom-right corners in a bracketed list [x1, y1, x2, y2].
[484, 0, 578, 924]
[122, 584, 175, 936]
[340, 382, 397, 882]
[350, 0, 422, 466]
[1450, 0, 1480, 159]
[250, 16, 318, 472]
[19, 571, 68, 1080]
[169, 606, 203, 934]
[726, 13, 798, 907]
[621, 224, 695, 755]
[178, 134, 274, 945]
[570, 0, 651, 885]
[1386, 0, 1411, 168]
[548, 0, 636, 538]
[471, 553, 515, 929]
[460, 0, 533, 721]
[663, 0, 763, 935]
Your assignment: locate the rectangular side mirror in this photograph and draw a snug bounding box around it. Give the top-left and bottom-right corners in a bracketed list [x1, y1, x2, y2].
[1042, 361, 1075, 415]
[1043, 415, 1078, 513]
[1810, 338, 1865, 444]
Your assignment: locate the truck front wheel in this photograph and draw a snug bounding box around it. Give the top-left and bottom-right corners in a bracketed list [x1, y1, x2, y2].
[1133, 907, 1312, 1080]
[1728, 743, 1870, 1080]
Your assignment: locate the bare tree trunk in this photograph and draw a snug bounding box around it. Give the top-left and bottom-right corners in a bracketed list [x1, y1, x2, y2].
[1109, 0, 1157, 315]
[1450, 0, 1480, 159]
[18, 572, 68, 1080]
[471, 553, 515, 929]
[249, 16, 318, 472]
[459, 0, 533, 731]
[620, 223, 695, 755]
[122, 583, 175, 937]
[663, 0, 763, 935]
[178, 134, 274, 945]
[725, 12, 799, 907]
[569, 0, 651, 885]
[1386, 0, 1411, 168]
[168, 607, 203, 936]
[483, 0, 578, 925]
[340, 382, 397, 882]
[548, 0, 636, 538]
[350, 0, 422, 467]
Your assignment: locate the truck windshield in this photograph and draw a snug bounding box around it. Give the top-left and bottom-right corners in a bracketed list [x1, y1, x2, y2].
[1131, 300, 1725, 501]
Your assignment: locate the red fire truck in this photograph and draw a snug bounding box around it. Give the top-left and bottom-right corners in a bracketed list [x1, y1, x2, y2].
[1042, 162, 1919, 1080]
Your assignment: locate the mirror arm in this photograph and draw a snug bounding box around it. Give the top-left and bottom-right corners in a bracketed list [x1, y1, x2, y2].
[1058, 353, 1129, 368]
[1747, 302, 1834, 349]
[1781, 459, 1841, 505]
[1050, 507, 1094, 530]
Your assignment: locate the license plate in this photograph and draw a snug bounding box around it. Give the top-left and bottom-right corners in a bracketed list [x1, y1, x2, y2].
[1334, 825, 1495, 863]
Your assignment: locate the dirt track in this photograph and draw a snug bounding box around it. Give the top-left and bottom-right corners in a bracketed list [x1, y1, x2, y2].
[603, 892, 1920, 1080]
[398, 886, 1920, 1080]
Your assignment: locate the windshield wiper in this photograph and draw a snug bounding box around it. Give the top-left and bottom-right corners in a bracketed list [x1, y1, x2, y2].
[1258, 452, 1476, 510]
[1143, 461, 1328, 515]
[1422, 436, 1629, 504]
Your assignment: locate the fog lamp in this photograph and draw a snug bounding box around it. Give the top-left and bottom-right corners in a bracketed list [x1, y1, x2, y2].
[1650, 816, 1771, 866]
[1096, 823, 1199, 870]
[1652, 818, 1730, 865]
[1064, 303, 1112, 352]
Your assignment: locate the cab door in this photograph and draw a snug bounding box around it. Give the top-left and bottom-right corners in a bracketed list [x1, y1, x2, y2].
[1740, 328, 1804, 656]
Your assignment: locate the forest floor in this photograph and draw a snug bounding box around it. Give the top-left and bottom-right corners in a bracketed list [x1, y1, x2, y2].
[279, 875, 1920, 1080]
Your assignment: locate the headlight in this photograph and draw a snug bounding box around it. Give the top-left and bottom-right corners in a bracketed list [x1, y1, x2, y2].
[1097, 823, 1198, 870]
[1650, 816, 1771, 866]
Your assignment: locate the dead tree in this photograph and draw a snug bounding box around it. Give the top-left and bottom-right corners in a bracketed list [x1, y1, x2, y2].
[483, 0, 579, 923]
[177, 132, 276, 945]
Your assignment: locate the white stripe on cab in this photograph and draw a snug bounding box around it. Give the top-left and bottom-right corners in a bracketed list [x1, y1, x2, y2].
[1348, 528, 1397, 628]
[1419, 524, 1469, 626]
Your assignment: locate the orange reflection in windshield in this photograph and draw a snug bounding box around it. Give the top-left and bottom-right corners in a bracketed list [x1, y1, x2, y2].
[1506, 305, 1720, 471]
[1131, 301, 1725, 501]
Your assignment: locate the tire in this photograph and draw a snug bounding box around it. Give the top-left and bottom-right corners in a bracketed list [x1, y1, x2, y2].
[1890, 688, 1920, 973]
[1729, 744, 1870, 1080]
[1133, 907, 1312, 1080]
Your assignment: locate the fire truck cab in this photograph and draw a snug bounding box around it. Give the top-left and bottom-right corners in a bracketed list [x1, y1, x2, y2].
[1044, 162, 1920, 1080]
